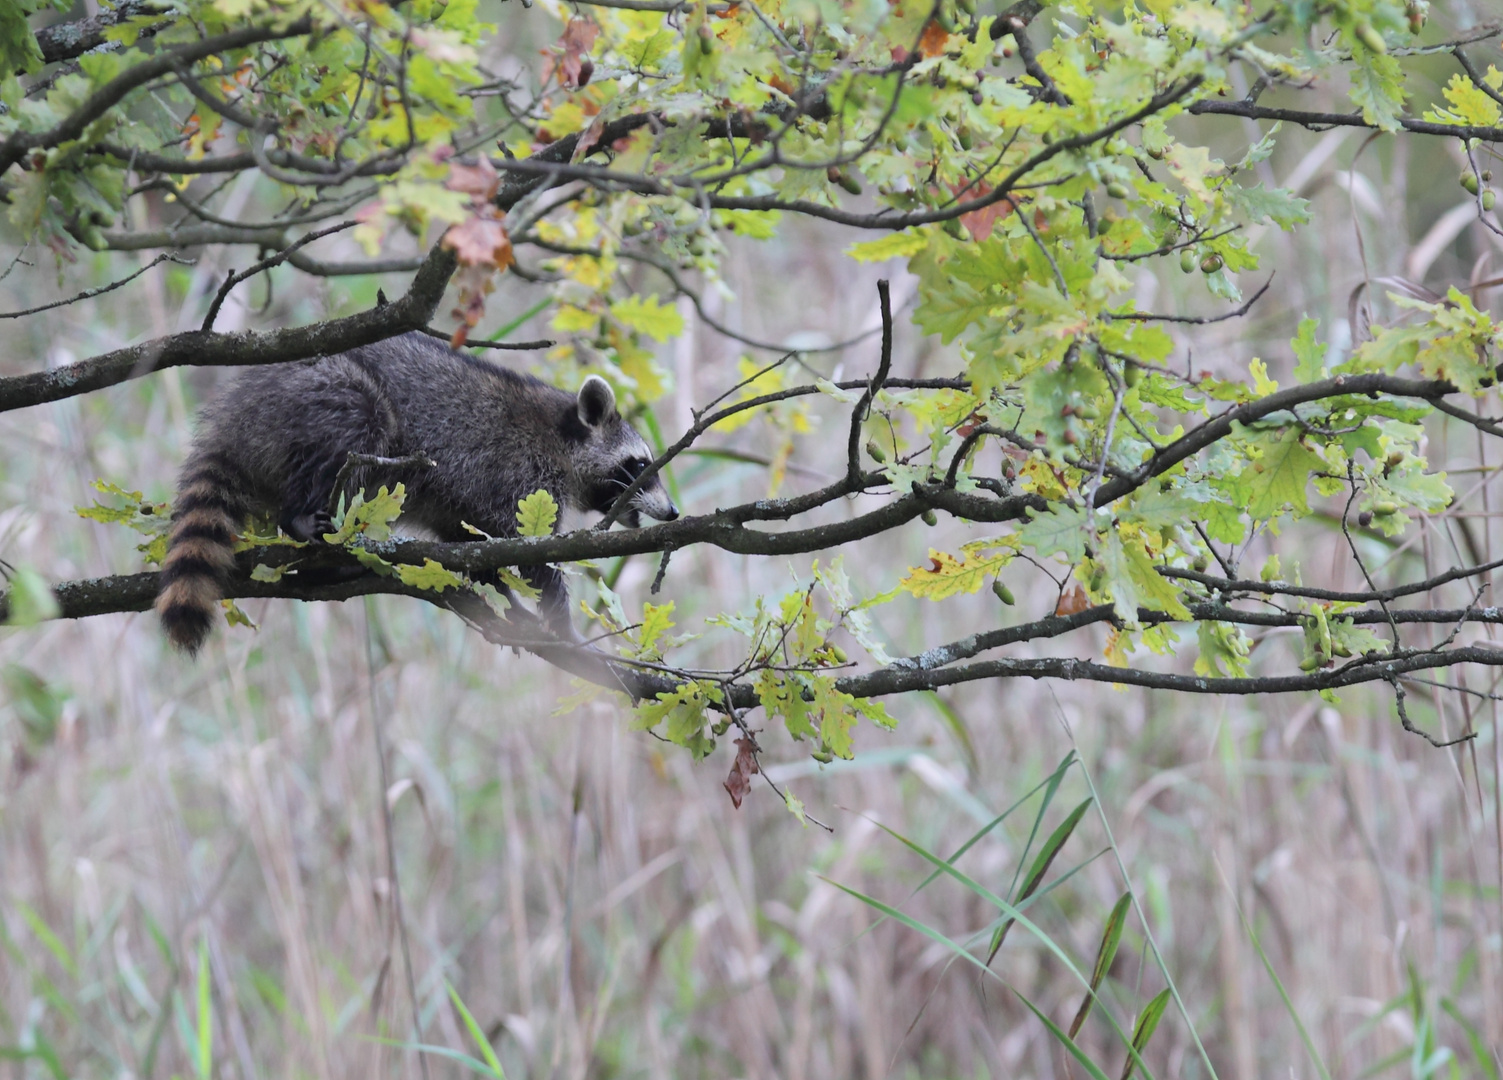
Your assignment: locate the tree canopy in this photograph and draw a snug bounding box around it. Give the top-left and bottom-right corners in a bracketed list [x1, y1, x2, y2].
[4, 0, 1503, 787]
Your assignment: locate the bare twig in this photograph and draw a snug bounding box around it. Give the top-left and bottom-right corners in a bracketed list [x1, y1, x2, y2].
[1109, 276, 1274, 325]
[0, 253, 191, 320]
[202, 222, 356, 332]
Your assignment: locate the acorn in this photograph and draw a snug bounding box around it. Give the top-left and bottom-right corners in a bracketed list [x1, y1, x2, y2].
[1385, 450, 1405, 471]
[1180, 249, 1197, 273]
[1299, 656, 1321, 672]
[698, 23, 714, 54]
[829, 644, 849, 663]
[825, 167, 861, 195]
[1200, 252, 1223, 273]
[1355, 20, 1387, 53]
[992, 580, 1015, 604]
[921, 509, 939, 526]
[1106, 181, 1130, 199]
[577, 58, 593, 87]
[1372, 501, 1399, 516]
[1461, 170, 1481, 195]
[1146, 145, 1166, 160]
[1124, 362, 1141, 387]
[1485, 190, 1497, 211]
[1358, 510, 1374, 527]
[1192, 554, 1209, 572]
[866, 439, 886, 463]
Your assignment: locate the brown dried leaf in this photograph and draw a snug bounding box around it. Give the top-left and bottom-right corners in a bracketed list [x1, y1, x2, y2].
[556, 18, 600, 88]
[575, 115, 607, 159]
[1055, 584, 1089, 616]
[442, 215, 514, 269]
[446, 156, 499, 200]
[950, 180, 1021, 243]
[723, 737, 759, 809]
[918, 21, 953, 59]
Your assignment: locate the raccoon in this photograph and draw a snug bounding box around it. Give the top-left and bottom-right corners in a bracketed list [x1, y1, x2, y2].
[156, 332, 678, 653]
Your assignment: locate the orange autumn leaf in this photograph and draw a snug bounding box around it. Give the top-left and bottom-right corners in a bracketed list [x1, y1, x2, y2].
[445, 157, 499, 200]
[1055, 584, 1089, 616]
[723, 737, 759, 809]
[443, 216, 514, 269]
[918, 20, 953, 59]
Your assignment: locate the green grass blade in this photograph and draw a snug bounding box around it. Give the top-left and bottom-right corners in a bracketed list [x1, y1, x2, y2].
[195, 938, 213, 1080]
[15, 902, 75, 979]
[914, 751, 1078, 900]
[1120, 988, 1171, 1080]
[1006, 754, 1074, 900]
[1014, 988, 1114, 1080]
[1074, 753, 1221, 1080]
[0, 1041, 68, 1080]
[920, 690, 979, 775]
[484, 297, 550, 341]
[1229, 881, 1333, 1080]
[851, 753, 1081, 947]
[989, 797, 1093, 963]
[447, 982, 506, 1079]
[819, 877, 997, 979]
[863, 823, 1091, 985]
[1071, 891, 1133, 1038]
[1352, 1046, 1410, 1080]
[831, 845, 1154, 1080]
[1440, 998, 1499, 1080]
[366, 1035, 502, 1077]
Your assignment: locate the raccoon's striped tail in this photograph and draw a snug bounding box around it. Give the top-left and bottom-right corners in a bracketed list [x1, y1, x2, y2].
[155, 453, 250, 654]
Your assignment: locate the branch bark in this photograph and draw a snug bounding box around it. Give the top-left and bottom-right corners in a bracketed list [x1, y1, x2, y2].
[1185, 99, 1503, 143]
[31, 1, 168, 68]
[0, 243, 457, 414]
[16, 561, 1503, 709]
[1, 18, 317, 178]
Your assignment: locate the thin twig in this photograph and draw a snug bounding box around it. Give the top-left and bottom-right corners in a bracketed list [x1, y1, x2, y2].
[1109, 275, 1274, 325]
[0, 253, 192, 320]
[201, 221, 356, 331]
[417, 325, 554, 350]
[846, 280, 895, 484]
[1389, 674, 1477, 747]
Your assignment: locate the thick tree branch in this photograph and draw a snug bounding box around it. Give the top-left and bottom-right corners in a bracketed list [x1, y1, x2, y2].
[494, 77, 1202, 230]
[30, 1, 167, 68]
[0, 243, 457, 413]
[1185, 99, 1503, 142]
[1092, 372, 1456, 507]
[0, 18, 317, 178]
[17, 562, 1503, 715]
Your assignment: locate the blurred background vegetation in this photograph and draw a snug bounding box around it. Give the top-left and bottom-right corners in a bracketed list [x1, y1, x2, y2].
[3, 1, 1503, 1077]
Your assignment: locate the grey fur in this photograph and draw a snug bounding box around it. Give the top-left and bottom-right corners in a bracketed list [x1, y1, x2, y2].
[157, 332, 677, 650]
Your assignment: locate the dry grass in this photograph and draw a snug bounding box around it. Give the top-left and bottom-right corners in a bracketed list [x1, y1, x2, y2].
[3, 78, 1503, 1079]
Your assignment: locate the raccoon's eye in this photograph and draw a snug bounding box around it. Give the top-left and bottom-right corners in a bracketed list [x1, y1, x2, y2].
[626, 456, 649, 477]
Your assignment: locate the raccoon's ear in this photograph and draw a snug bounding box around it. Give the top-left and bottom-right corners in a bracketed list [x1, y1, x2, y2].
[577, 375, 616, 427]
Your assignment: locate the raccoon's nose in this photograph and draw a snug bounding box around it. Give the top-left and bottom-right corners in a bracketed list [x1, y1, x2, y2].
[662, 501, 679, 521]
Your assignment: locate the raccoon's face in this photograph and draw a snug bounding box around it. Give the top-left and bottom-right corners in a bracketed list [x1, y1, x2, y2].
[573, 375, 679, 526]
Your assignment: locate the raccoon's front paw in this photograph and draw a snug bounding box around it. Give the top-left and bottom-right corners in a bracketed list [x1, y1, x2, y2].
[285, 510, 335, 543]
